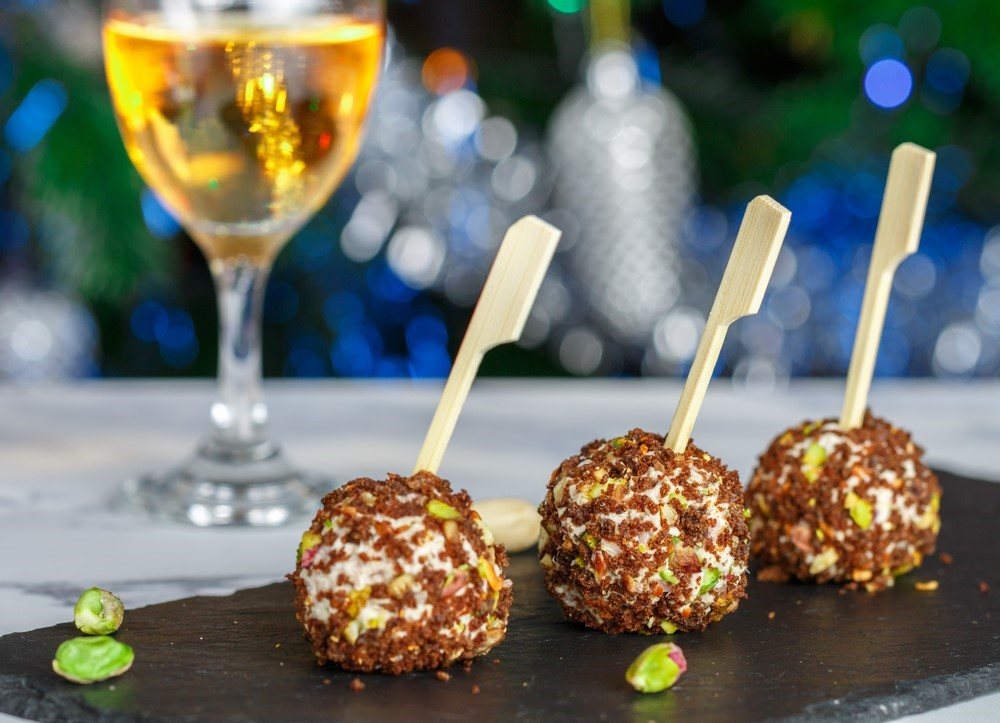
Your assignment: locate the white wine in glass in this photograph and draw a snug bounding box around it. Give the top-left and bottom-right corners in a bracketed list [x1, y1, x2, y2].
[103, 0, 384, 526]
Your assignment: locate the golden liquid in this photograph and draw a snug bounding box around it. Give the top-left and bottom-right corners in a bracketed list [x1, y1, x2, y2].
[104, 14, 383, 262]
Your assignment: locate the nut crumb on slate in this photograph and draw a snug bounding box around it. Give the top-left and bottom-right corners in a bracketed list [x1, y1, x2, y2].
[979, 581, 990, 594]
[492, 658, 501, 665]
[939, 552, 953, 565]
[322, 679, 331, 686]
[462, 659, 474, 673]
[538, 428, 749, 634]
[915, 580, 939, 591]
[768, 611, 775, 620]
[289, 471, 512, 675]
[435, 671, 451, 682]
[471, 685, 481, 695]
[746, 413, 940, 593]
[349, 678, 365, 692]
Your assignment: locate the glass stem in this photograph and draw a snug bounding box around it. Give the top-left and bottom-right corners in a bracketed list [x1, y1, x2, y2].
[209, 257, 271, 449]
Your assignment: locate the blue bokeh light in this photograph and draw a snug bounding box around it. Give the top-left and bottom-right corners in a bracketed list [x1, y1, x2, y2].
[374, 356, 409, 378]
[366, 261, 417, 303]
[859, 25, 904, 65]
[409, 342, 451, 378]
[405, 314, 448, 351]
[285, 333, 328, 377]
[139, 188, 181, 238]
[863, 59, 913, 109]
[130, 300, 169, 343]
[331, 329, 376, 377]
[4, 79, 68, 152]
[634, 43, 662, 86]
[662, 0, 704, 29]
[322, 291, 365, 332]
[926, 48, 970, 94]
[158, 308, 198, 368]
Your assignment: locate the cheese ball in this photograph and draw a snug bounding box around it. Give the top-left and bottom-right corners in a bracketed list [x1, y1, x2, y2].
[746, 413, 940, 592]
[290, 471, 512, 674]
[538, 429, 750, 634]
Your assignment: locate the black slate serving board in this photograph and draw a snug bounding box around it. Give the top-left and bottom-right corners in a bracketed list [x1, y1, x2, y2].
[1, 469, 997, 722]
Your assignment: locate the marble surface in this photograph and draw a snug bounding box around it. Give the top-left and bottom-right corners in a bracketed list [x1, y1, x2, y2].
[1, 378, 997, 722]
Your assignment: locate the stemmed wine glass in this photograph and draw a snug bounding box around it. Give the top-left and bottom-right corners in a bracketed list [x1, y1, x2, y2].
[102, 0, 385, 526]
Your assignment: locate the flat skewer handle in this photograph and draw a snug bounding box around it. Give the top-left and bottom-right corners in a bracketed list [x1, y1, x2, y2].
[414, 216, 560, 474]
[665, 196, 790, 453]
[840, 143, 935, 429]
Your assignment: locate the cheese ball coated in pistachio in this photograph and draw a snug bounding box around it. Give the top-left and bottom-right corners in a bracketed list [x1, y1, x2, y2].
[746, 413, 940, 592]
[289, 471, 512, 674]
[538, 429, 750, 634]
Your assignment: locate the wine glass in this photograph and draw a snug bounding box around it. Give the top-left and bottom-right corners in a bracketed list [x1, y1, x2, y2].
[102, 0, 385, 526]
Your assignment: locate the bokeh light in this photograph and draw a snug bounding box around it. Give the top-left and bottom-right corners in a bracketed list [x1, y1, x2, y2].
[662, 0, 705, 29]
[863, 59, 913, 109]
[547, 0, 585, 15]
[4, 79, 67, 152]
[859, 24, 904, 65]
[421, 48, 475, 96]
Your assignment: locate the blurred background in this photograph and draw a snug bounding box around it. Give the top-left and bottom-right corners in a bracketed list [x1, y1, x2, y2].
[0, 0, 997, 387]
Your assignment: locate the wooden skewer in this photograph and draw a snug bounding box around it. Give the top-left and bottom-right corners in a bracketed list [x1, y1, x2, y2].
[840, 143, 936, 429]
[414, 216, 561, 474]
[665, 196, 791, 454]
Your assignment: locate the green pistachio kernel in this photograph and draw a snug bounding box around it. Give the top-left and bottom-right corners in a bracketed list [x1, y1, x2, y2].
[809, 547, 839, 575]
[572, 556, 586, 569]
[660, 621, 678, 634]
[610, 437, 628, 449]
[581, 532, 598, 549]
[322, 518, 334, 531]
[587, 477, 626, 500]
[801, 421, 821, 435]
[52, 636, 134, 685]
[346, 587, 371, 618]
[427, 499, 461, 520]
[658, 568, 679, 585]
[698, 568, 721, 595]
[73, 588, 124, 636]
[297, 531, 321, 564]
[743, 507, 752, 520]
[803, 442, 827, 468]
[666, 491, 689, 509]
[442, 563, 472, 589]
[625, 642, 686, 693]
[846, 494, 873, 530]
[803, 467, 821, 483]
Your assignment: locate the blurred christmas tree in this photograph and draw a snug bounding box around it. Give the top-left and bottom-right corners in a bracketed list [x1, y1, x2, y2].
[0, 0, 996, 380]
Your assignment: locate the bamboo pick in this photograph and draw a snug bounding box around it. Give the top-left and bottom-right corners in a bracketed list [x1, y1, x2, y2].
[840, 143, 936, 429]
[413, 216, 561, 474]
[665, 196, 791, 454]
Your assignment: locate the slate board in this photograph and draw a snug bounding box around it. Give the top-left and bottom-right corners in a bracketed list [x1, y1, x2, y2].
[1, 469, 997, 722]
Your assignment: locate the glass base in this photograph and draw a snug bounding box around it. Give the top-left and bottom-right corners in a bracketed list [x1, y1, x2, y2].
[118, 438, 331, 527]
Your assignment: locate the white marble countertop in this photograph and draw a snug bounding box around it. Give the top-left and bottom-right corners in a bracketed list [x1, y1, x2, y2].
[1, 378, 997, 721]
